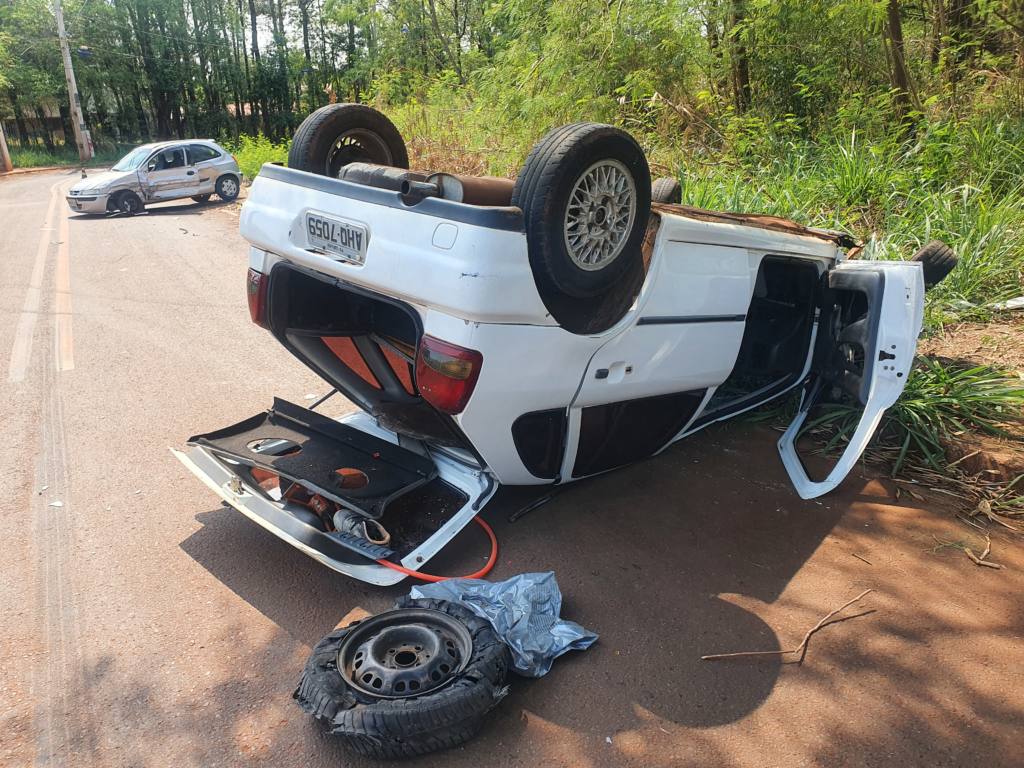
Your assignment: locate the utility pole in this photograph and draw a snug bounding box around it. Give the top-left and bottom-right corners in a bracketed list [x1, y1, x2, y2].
[53, 0, 93, 163]
[0, 122, 12, 172]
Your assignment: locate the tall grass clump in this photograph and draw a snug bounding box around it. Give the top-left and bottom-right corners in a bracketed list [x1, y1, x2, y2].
[801, 358, 1024, 473]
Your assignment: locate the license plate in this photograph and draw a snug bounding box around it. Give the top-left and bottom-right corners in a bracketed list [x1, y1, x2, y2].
[305, 212, 368, 265]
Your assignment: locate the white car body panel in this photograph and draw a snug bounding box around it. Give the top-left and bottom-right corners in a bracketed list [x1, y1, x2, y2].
[180, 163, 927, 583]
[241, 172, 552, 325]
[778, 260, 925, 498]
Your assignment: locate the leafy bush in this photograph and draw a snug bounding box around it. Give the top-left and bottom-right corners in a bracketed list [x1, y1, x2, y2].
[221, 134, 289, 180]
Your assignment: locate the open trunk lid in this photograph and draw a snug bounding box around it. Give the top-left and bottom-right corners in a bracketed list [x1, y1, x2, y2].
[173, 402, 495, 586]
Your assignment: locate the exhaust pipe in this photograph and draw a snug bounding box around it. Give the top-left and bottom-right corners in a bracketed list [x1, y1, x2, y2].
[427, 173, 515, 206]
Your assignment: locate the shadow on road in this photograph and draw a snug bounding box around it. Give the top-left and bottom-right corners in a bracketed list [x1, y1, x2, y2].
[177, 422, 841, 729]
[167, 422, 1024, 767]
[66, 199, 236, 221]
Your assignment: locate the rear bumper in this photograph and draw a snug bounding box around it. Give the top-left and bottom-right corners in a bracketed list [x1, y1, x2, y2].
[175, 410, 496, 585]
[66, 194, 110, 213]
[241, 165, 554, 325]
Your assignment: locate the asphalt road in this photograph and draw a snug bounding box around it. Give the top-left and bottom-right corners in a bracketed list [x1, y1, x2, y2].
[2, 169, 1022, 768]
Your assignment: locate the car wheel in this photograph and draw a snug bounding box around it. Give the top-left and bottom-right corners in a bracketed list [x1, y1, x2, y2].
[191, 194, 212, 203]
[294, 598, 510, 759]
[115, 191, 144, 215]
[215, 175, 239, 202]
[651, 176, 682, 204]
[911, 240, 958, 290]
[512, 123, 651, 299]
[288, 104, 410, 177]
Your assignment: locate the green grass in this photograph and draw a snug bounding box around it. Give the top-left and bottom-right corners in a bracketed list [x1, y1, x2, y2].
[800, 358, 1024, 474]
[8, 143, 127, 169]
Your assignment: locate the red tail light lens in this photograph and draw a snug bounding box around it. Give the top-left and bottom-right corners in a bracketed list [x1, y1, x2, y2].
[415, 336, 483, 414]
[247, 268, 269, 328]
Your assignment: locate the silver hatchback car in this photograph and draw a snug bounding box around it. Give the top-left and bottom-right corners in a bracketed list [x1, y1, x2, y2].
[66, 139, 242, 214]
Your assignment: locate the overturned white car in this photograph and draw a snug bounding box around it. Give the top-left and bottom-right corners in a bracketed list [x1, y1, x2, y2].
[175, 105, 955, 585]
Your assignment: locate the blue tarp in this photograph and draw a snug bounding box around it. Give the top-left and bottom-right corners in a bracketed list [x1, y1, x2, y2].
[409, 571, 598, 677]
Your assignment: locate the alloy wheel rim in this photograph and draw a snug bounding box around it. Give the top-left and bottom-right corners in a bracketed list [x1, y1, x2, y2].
[563, 159, 637, 271]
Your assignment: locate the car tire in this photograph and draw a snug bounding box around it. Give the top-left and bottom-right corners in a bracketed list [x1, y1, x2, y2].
[114, 191, 144, 215]
[294, 598, 510, 759]
[215, 175, 240, 202]
[288, 104, 410, 177]
[651, 176, 682, 204]
[911, 240, 958, 289]
[191, 194, 212, 203]
[512, 123, 651, 299]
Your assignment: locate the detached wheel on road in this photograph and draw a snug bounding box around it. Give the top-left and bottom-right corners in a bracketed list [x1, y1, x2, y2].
[191, 193, 212, 204]
[114, 190, 144, 215]
[215, 175, 239, 202]
[513, 123, 651, 299]
[288, 103, 410, 177]
[295, 598, 510, 759]
[911, 240, 958, 290]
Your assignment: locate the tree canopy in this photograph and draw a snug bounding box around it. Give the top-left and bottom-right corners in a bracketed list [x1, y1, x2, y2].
[2, 0, 1023, 150]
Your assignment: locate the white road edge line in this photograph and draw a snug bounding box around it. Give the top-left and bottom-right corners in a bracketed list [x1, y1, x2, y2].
[7, 179, 63, 383]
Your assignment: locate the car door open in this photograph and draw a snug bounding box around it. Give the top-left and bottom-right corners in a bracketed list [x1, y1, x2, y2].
[778, 260, 924, 499]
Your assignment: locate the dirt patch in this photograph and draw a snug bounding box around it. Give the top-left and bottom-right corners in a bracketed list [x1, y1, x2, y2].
[945, 431, 1024, 483]
[919, 315, 1024, 374]
[916, 316, 1024, 489]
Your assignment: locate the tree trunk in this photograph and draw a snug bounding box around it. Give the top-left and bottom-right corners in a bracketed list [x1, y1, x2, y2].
[730, 0, 752, 112]
[946, 0, 972, 83]
[9, 89, 30, 146]
[58, 104, 74, 147]
[34, 106, 55, 151]
[132, 86, 150, 140]
[886, 0, 914, 119]
[247, 0, 271, 136]
[300, 0, 317, 112]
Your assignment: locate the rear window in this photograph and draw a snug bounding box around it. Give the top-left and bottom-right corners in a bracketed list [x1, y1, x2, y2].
[189, 144, 221, 163]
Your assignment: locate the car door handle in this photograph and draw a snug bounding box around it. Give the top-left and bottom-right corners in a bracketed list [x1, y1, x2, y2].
[186, 170, 196, 175]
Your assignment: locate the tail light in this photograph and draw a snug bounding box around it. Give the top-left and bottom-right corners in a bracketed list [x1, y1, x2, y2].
[415, 336, 483, 414]
[247, 268, 269, 328]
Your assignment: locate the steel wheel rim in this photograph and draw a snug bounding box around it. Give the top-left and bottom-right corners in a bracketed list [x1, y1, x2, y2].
[222, 178, 238, 197]
[327, 129, 394, 177]
[563, 159, 637, 271]
[338, 608, 472, 699]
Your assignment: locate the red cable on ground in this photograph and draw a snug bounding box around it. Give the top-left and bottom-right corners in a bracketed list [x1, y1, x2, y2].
[375, 515, 498, 582]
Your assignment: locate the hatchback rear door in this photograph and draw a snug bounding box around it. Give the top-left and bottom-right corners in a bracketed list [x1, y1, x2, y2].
[778, 260, 924, 498]
[173, 400, 496, 585]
